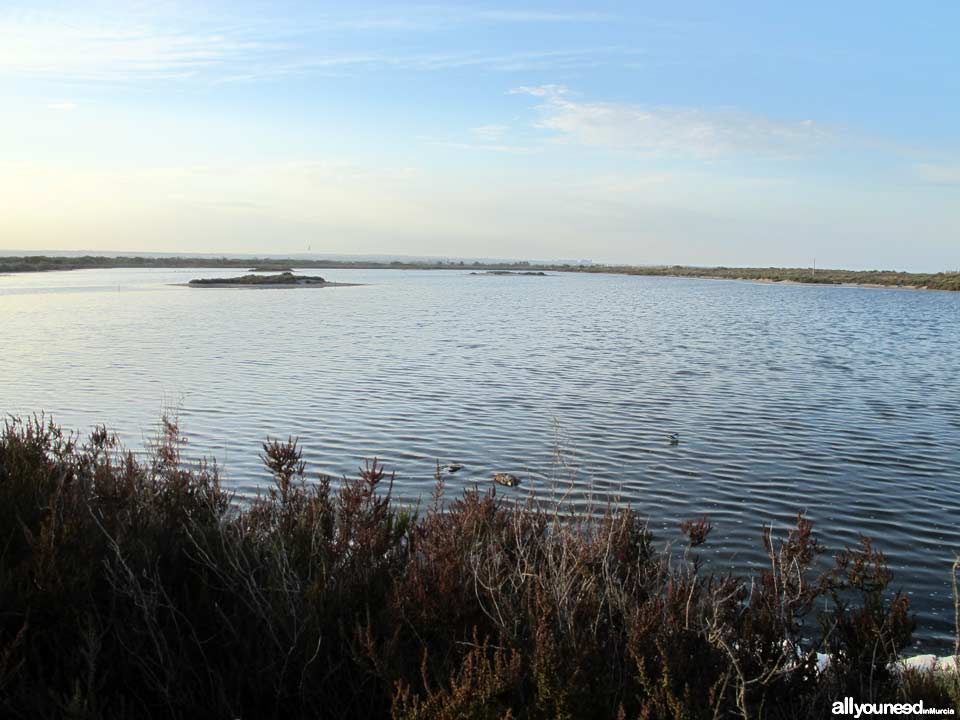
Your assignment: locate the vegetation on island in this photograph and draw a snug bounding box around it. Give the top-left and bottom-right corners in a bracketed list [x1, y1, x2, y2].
[470, 270, 548, 276]
[188, 272, 329, 286]
[1, 415, 957, 719]
[2, 254, 959, 291]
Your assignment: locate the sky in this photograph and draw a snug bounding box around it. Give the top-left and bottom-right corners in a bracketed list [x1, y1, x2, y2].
[1, 1, 958, 270]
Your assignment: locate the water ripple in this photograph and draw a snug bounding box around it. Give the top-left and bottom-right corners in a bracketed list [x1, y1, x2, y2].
[2, 267, 959, 651]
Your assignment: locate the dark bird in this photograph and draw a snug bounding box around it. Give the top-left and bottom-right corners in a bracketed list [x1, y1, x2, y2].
[493, 473, 520, 487]
[444, 463, 464, 473]
[667, 433, 680, 445]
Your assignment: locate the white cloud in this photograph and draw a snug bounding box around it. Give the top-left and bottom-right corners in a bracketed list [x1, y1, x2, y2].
[472, 10, 612, 23]
[509, 84, 570, 97]
[0, 10, 277, 82]
[0, 4, 636, 84]
[513, 87, 832, 159]
[219, 49, 621, 84]
[913, 163, 960, 185]
[329, 8, 613, 30]
[384, 50, 617, 73]
[46, 101, 78, 111]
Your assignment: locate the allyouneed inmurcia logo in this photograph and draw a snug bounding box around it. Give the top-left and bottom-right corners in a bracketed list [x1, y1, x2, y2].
[832, 698, 956, 716]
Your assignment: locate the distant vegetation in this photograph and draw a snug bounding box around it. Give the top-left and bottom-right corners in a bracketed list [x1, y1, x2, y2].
[3, 254, 959, 291]
[188, 272, 328, 286]
[1, 415, 956, 719]
[576, 264, 960, 292]
[0, 255, 502, 273]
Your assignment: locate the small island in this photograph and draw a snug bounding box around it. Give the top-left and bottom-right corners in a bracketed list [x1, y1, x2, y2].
[187, 272, 357, 288]
[469, 270, 548, 276]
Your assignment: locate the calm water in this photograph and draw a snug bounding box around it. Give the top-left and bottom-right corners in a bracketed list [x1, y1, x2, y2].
[3, 267, 959, 651]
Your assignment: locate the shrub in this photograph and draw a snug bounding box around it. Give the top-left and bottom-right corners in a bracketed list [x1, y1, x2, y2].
[0, 416, 952, 719]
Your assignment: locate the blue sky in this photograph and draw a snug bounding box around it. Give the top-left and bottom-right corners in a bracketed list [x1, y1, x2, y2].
[2, 1, 958, 269]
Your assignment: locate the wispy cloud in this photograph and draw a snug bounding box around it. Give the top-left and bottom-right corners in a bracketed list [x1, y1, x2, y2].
[0, 11, 274, 82]
[333, 8, 614, 30]
[0, 3, 636, 84]
[912, 163, 960, 186]
[403, 48, 613, 72]
[215, 48, 630, 83]
[509, 84, 570, 97]
[471, 10, 613, 24]
[512, 85, 833, 159]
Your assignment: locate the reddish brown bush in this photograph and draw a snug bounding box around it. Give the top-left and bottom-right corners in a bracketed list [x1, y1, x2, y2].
[680, 516, 713, 547]
[0, 415, 948, 720]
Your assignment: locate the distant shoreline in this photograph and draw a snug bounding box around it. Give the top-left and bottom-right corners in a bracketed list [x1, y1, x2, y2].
[1, 255, 958, 292]
[692, 276, 932, 291]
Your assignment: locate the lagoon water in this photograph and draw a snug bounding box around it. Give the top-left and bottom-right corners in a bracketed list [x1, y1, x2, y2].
[2, 267, 959, 650]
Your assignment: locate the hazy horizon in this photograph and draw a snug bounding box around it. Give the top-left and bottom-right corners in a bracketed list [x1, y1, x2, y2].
[4, 248, 959, 274]
[2, 1, 958, 272]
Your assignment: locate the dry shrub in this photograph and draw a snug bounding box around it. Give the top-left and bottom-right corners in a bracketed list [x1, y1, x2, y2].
[680, 516, 712, 547]
[0, 415, 948, 719]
